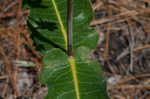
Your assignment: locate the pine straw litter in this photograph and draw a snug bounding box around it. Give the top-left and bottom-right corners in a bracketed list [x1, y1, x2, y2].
[0, 0, 47, 99]
[89, 0, 150, 99]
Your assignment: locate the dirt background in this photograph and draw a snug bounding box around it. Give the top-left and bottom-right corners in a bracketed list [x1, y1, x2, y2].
[89, 0, 150, 98]
[0, 0, 46, 99]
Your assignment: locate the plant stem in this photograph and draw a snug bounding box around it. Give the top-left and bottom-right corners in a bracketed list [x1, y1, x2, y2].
[67, 0, 73, 57]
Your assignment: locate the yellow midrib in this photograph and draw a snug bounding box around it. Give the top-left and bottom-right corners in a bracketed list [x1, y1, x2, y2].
[69, 57, 80, 99]
[51, 0, 68, 50]
[51, 0, 80, 99]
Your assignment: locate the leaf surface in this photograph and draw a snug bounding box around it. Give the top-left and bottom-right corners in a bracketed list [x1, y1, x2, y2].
[41, 48, 108, 99]
[24, 0, 108, 98]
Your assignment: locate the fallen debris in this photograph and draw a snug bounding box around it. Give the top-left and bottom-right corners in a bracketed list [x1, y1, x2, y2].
[90, 0, 150, 98]
[0, 0, 46, 98]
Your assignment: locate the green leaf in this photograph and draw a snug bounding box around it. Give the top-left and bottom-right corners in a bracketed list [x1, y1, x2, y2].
[41, 48, 108, 99]
[24, 0, 108, 98]
[25, 0, 68, 51]
[25, 0, 98, 52]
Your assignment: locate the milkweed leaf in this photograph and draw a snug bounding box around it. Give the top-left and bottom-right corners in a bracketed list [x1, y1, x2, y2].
[24, 0, 108, 98]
